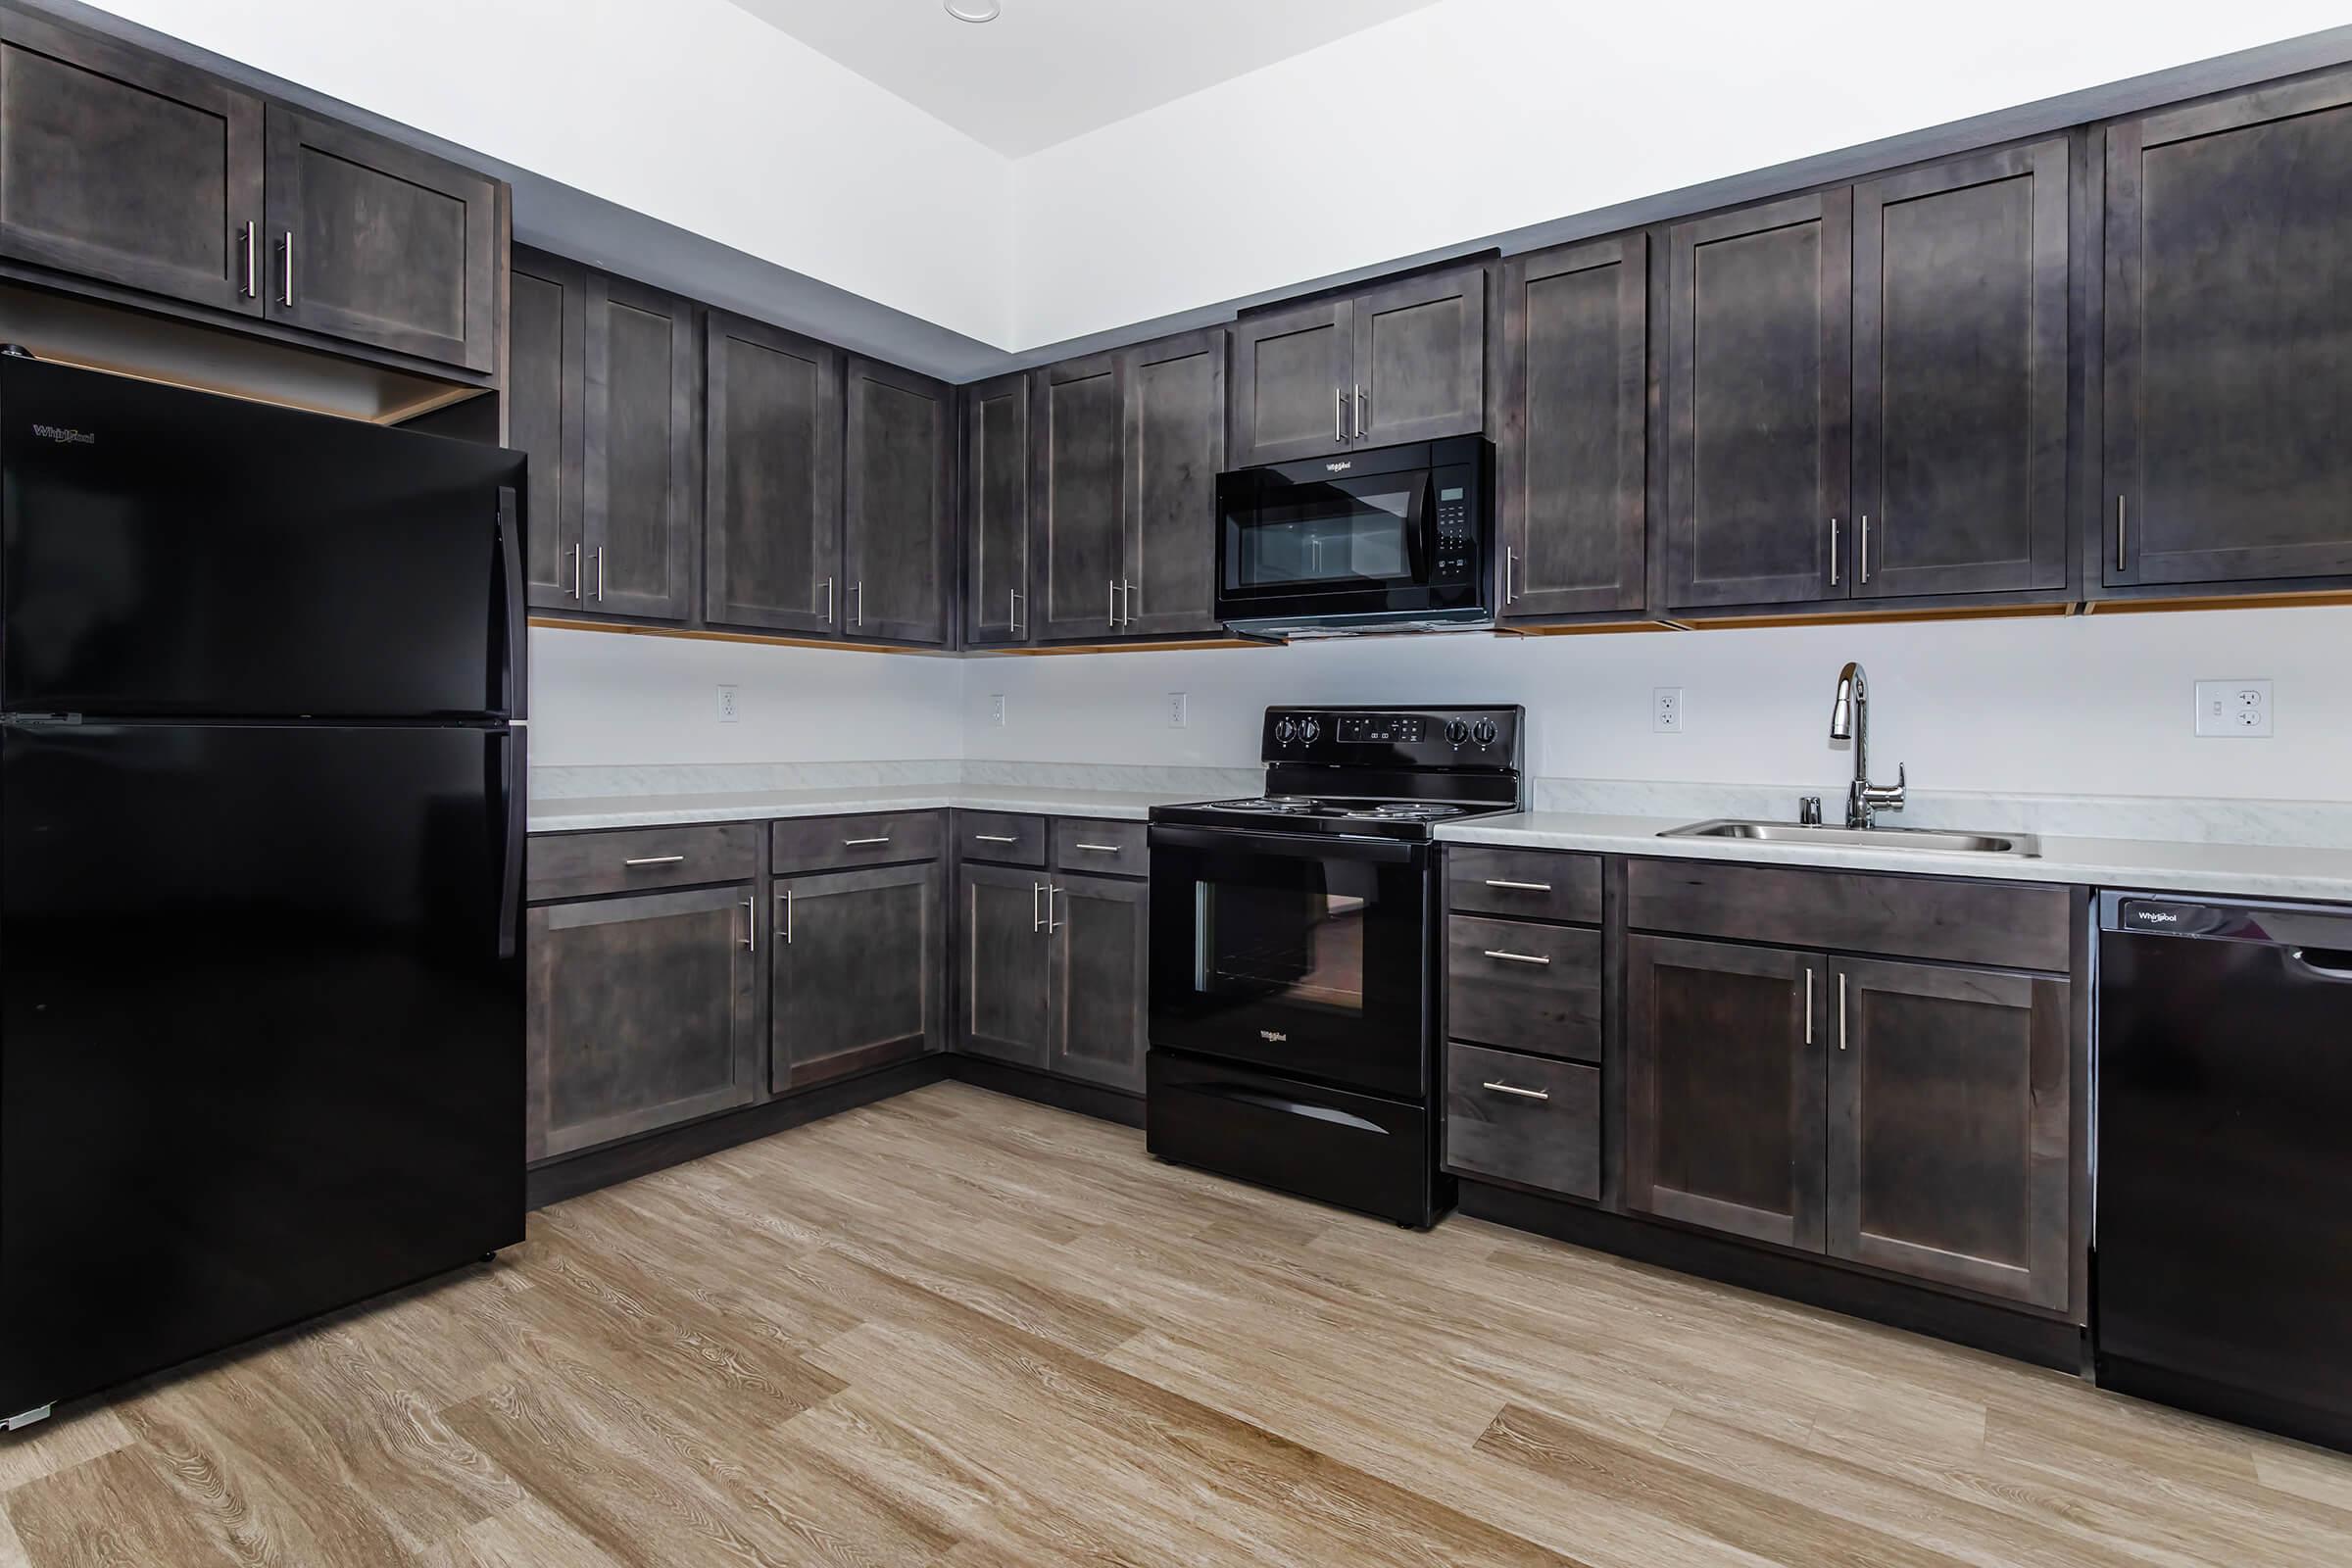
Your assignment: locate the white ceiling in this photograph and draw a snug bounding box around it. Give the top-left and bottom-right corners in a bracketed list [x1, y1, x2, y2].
[724, 0, 1446, 157]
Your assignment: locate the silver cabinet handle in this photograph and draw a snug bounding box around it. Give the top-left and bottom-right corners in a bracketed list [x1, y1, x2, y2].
[1804, 965, 1814, 1045]
[1032, 881, 1045, 932]
[818, 576, 834, 622]
[1353, 383, 1365, 439]
[1503, 546, 1518, 606]
[741, 898, 757, 954]
[1484, 878, 1550, 893]
[1482, 1081, 1549, 1102]
[1483, 950, 1551, 966]
[1046, 883, 1063, 934]
[1336, 386, 1346, 444]
[1072, 842, 1123, 854]
[852, 580, 863, 629]
[1108, 577, 1118, 629]
[566, 543, 582, 601]
[1124, 580, 1140, 625]
[2116, 494, 2128, 573]
[1008, 587, 1025, 636]
[842, 836, 892, 847]
[1838, 971, 1849, 1053]
[777, 885, 793, 945]
[593, 547, 606, 603]
[241, 220, 258, 299]
[974, 834, 1019, 845]
[622, 855, 686, 866]
[1829, 517, 1840, 586]
[279, 230, 294, 307]
[1859, 514, 1871, 584]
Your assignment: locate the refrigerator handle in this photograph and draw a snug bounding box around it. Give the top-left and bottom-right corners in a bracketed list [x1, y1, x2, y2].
[495, 485, 525, 720]
[495, 726, 525, 961]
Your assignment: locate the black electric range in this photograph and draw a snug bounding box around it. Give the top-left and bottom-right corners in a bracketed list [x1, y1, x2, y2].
[1144, 706, 1525, 1227]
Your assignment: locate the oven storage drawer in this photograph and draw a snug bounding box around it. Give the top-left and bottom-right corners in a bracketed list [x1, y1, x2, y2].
[1052, 817, 1149, 877]
[772, 810, 946, 874]
[528, 822, 761, 902]
[1444, 1044, 1599, 1200]
[1446, 915, 1602, 1061]
[1446, 847, 1601, 924]
[957, 810, 1046, 867]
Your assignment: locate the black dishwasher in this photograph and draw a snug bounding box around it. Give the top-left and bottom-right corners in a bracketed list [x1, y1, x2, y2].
[2096, 890, 2352, 1450]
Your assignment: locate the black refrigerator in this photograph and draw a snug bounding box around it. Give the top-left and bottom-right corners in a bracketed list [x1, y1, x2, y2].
[0, 359, 526, 1425]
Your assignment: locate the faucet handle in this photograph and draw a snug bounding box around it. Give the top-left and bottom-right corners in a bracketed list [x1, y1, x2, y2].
[1798, 796, 1823, 826]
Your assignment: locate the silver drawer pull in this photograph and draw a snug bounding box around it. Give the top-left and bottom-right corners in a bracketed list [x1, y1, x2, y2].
[1483, 950, 1551, 966]
[1482, 1081, 1550, 1102]
[1483, 879, 1551, 893]
[973, 834, 1019, 844]
[1072, 842, 1123, 853]
[842, 836, 892, 847]
[622, 855, 687, 867]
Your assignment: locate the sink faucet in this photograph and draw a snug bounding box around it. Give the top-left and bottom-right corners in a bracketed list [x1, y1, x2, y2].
[1828, 662, 1906, 829]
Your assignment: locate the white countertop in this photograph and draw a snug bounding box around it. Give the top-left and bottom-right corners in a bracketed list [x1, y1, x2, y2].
[1437, 811, 2352, 902]
[528, 784, 1195, 834]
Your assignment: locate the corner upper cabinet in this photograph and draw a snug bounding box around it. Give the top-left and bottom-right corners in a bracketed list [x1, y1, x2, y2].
[1664, 192, 1852, 610]
[1031, 352, 1126, 640]
[2104, 70, 2352, 591]
[0, 10, 264, 317]
[962, 373, 1033, 646]
[844, 358, 953, 646]
[263, 105, 499, 372]
[1118, 327, 1225, 638]
[705, 312, 843, 634]
[583, 274, 699, 622]
[1496, 234, 1648, 619]
[509, 248, 588, 612]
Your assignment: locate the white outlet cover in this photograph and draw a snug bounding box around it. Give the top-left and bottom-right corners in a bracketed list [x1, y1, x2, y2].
[2194, 678, 2271, 738]
[716, 684, 739, 723]
[989, 694, 1007, 727]
[1652, 686, 1684, 733]
[1167, 692, 1188, 729]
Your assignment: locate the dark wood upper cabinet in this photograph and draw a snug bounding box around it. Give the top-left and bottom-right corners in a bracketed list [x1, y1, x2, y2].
[844, 357, 953, 646]
[1665, 191, 1852, 610]
[705, 311, 842, 634]
[263, 105, 497, 372]
[958, 862, 1054, 1068]
[773, 861, 945, 1094]
[1118, 327, 1224, 638]
[1050, 873, 1148, 1094]
[962, 373, 1033, 646]
[1496, 234, 1647, 618]
[1229, 296, 1351, 465]
[1031, 351, 1125, 640]
[584, 274, 698, 622]
[1827, 957, 2072, 1310]
[2105, 70, 2352, 589]
[1625, 934, 1826, 1251]
[1854, 141, 2069, 600]
[1352, 265, 1486, 447]
[0, 10, 263, 317]
[509, 248, 587, 612]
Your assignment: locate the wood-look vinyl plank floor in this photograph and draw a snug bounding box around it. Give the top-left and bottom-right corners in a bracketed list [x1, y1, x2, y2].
[4, 1080, 2349, 1566]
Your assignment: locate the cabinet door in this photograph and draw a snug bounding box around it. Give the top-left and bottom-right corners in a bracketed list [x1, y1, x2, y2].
[1497, 235, 1647, 618]
[1230, 297, 1351, 465]
[1352, 265, 1486, 447]
[0, 11, 262, 316]
[1625, 935, 1826, 1250]
[1828, 957, 2072, 1309]
[1855, 142, 2069, 599]
[583, 275, 698, 622]
[2105, 71, 2352, 588]
[525, 885, 760, 1162]
[773, 862, 944, 1093]
[1665, 191, 1852, 609]
[958, 862, 1053, 1068]
[262, 105, 497, 371]
[962, 373, 1033, 646]
[705, 312, 843, 633]
[1050, 874, 1148, 1093]
[1118, 327, 1224, 638]
[844, 358, 952, 645]
[1031, 352, 1126, 640]
[510, 248, 587, 612]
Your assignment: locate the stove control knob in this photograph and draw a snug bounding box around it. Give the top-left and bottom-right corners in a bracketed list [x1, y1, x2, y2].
[1445, 718, 1471, 746]
[1274, 717, 1297, 745]
[1472, 717, 1499, 747]
[1299, 716, 1322, 744]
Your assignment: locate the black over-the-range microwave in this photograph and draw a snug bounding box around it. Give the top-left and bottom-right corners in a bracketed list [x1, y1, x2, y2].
[1212, 435, 1494, 639]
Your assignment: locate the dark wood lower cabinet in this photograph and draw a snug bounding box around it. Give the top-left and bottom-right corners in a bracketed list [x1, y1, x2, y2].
[772, 860, 945, 1093]
[959, 861, 1054, 1068]
[958, 834, 1148, 1096]
[525, 883, 761, 1162]
[1049, 873, 1148, 1093]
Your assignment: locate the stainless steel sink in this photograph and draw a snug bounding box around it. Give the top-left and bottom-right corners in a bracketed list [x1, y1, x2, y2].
[1658, 819, 2041, 858]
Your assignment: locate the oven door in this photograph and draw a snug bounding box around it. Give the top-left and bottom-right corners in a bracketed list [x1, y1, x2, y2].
[1216, 463, 1435, 618]
[1148, 824, 1434, 1101]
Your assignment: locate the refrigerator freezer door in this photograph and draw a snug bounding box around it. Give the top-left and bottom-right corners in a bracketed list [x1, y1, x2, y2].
[1, 359, 524, 719]
[0, 721, 523, 1417]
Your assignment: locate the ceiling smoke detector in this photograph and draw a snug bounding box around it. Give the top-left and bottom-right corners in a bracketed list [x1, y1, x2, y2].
[944, 0, 1001, 21]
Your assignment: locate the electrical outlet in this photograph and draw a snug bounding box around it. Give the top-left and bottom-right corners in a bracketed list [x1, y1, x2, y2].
[2194, 679, 2271, 738]
[1167, 692, 1188, 729]
[1652, 687, 1684, 733]
[716, 684, 739, 723]
[989, 693, 1006, 728]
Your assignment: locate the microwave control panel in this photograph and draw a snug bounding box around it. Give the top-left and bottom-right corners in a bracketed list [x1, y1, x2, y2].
[1435, 484, 1473, 580]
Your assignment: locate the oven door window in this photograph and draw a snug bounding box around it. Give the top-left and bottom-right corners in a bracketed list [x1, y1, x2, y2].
[1225, 474, 1428, 596]
[1195, 881, 1369, 1015]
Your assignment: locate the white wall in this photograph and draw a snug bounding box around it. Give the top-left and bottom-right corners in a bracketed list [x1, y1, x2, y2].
[92, 0, 1018, 346]
[528, 629, 961, 768]
[961, 610, 2352, 804]
[1012, 0, 2352, 345]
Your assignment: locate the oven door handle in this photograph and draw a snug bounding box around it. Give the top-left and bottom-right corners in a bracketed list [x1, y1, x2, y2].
[1146, 823, 1420, 864]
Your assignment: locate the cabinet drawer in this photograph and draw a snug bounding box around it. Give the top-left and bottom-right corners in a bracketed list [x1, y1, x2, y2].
[1446, 915, 1603, 1061]
[772, 810, 945, 874]
[1445, 1045, 1600, 1200]
[526, 823, 760, 902]
[1447, 847, 1602, 924]
[1625, 858, 2072, 972]
[957, 810, 1047, 867]
[1051, 817, 1149, 877]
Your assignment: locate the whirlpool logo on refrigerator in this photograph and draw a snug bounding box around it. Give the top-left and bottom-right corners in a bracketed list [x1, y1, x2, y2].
[30, 424, 95, 446]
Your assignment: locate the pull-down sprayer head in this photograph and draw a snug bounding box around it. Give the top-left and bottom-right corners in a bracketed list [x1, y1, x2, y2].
[1829, 662, 1865, 741]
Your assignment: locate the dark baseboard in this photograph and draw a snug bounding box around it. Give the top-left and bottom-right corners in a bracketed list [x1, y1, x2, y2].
[526, 1056, 950, 1209]
[1458, 1181, 2089, 1375]
[944, 1054, 1147, 1129]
